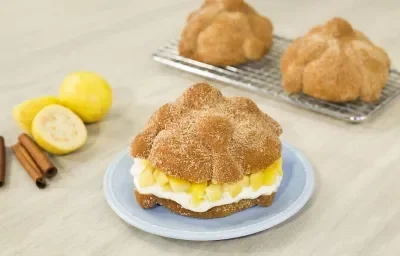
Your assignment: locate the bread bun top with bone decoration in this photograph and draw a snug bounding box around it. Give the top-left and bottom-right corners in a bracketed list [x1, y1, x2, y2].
[131, 83, 282, 184]
[178, 0, 274, 66]
[280, 17, 391, 102]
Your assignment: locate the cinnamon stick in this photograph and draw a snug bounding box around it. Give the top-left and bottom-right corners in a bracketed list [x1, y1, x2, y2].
[18, 133, 57, 178]
[0, 136, 5, 187]
[11, 143, 46, 189]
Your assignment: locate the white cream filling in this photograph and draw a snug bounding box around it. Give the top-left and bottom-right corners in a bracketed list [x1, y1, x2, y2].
[131, 158, 282, 213]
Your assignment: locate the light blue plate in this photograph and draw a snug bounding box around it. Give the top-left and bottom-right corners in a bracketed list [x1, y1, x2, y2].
[103, 141, 315, 241]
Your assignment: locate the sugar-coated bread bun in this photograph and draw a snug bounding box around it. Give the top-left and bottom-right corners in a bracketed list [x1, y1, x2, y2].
[179, 0, 273, 66]
[281, 17, 390, 102]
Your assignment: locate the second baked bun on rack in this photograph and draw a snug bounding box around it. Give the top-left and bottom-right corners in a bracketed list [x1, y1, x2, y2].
[280, 17, 390, 103]
[179, 0, 273, 66]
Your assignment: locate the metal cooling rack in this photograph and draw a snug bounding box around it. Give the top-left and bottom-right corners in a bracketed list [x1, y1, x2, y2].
[152, 35, 400, 123]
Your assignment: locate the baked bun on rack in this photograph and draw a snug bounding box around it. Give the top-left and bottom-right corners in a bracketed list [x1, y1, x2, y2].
[179, 0, 274, 66]
[281, 17, 390, 102]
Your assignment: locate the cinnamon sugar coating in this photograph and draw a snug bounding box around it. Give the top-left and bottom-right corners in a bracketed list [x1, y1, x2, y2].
[179, 0, 273, 66]
[280, 17, 391, 102]
[131, 83, 282, 184]
[135, 190, 275, 219]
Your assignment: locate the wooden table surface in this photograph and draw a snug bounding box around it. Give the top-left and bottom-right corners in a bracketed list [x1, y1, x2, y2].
[1, 0, 400, 255]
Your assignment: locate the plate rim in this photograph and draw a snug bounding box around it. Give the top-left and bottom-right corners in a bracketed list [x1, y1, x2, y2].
[103, 141, 315, 241]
